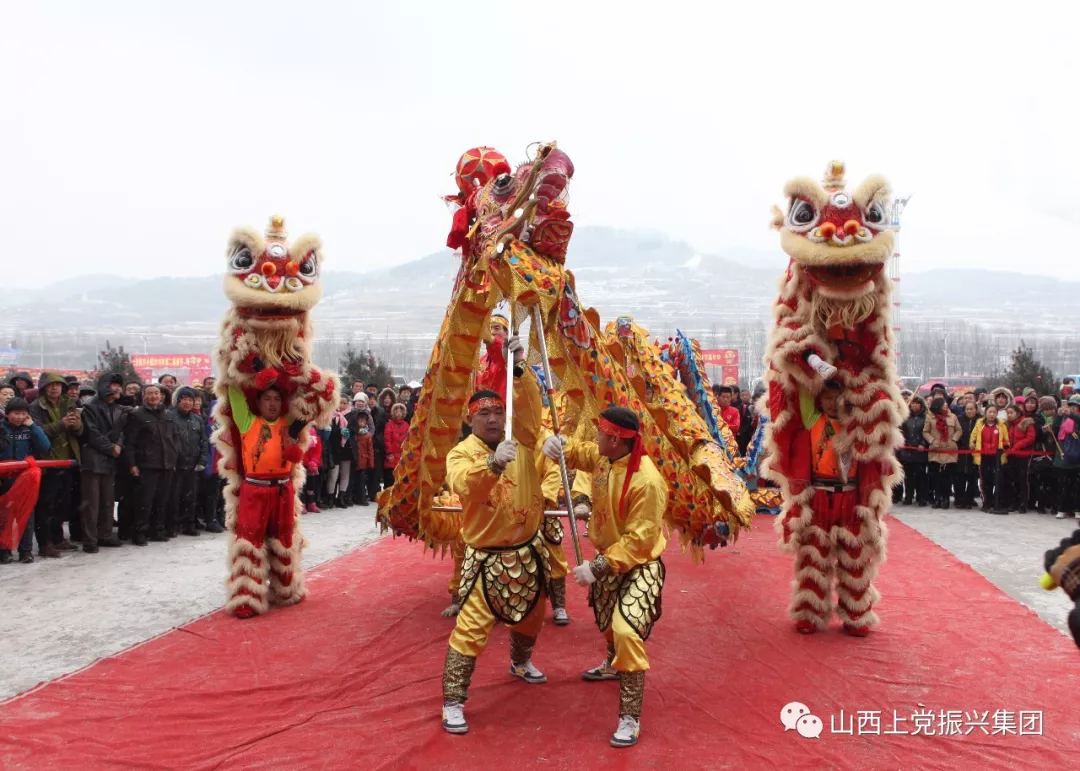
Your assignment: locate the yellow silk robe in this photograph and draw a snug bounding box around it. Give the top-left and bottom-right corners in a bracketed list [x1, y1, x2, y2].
[446, 372, 544, 549]
[563, 441, 668, 573]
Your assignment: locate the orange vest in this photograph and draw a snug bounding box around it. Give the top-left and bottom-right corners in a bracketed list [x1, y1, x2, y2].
[809, 414, 841, 481]
[240, 417, 292, 477]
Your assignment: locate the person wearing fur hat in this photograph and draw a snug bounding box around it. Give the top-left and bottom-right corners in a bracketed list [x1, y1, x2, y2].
[1003, 404, 1036, 513]
[972, 405, 1009, 514]
[1031, 395, 1060, 513]
[991, 386, 1014, 414]
[923, 396, 961, 509]
[897, 395, 930, 506]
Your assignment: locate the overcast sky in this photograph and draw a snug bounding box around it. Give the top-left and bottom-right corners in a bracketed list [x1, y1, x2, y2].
[3, 1, 1078, 289]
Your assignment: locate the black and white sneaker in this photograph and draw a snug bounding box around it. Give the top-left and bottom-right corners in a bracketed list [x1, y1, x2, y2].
[442, 703, 468, 735]
[610, 715, 640, 748]
[509, 660, 547, 684]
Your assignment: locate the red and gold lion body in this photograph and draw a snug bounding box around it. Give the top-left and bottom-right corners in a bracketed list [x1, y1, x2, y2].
[762, 162, 906, 633]
[211, 216, 339, 618]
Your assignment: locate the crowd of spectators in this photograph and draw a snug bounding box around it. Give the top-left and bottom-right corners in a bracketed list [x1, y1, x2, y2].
[894, 382, 1080, 519]
[0, 369, 420, 565]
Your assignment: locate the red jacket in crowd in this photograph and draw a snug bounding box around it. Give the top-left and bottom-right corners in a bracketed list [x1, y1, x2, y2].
[303, 431, 322, 475]
[383, 418, 409, 469]
[354, 426, 375, 470]
[1006, 417, 1035, 457]
[720, 405, 741, 434]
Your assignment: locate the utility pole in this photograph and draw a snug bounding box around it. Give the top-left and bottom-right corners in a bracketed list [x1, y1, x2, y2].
[890, 194, 913, 367]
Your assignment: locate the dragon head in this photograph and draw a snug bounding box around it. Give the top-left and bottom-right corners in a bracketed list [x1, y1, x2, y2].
[772, 161, 894, 299]
[447, 143, 575, 263]
[223, 216, 323, 315]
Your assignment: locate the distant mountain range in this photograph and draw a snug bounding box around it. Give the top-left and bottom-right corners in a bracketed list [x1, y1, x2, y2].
[3, 226, 1076, 375]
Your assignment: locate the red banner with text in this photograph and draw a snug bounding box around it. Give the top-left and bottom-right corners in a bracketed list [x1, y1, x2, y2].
[130, 354, 212, 385]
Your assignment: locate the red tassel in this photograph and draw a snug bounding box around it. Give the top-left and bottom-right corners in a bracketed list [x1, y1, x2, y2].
[255, 367, 280, 391]
[0, 458, 42, 551]
[446, 206, 470, 251]
[475, 337, 508, 402]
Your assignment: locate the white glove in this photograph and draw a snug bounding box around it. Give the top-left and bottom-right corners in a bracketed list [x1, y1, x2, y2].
[573, 563, 597, 587]
[542, 434, 566, 460]
[507, 334, 525, 363]
[494, 440, 517, 467]
[573, 503, 591, 520]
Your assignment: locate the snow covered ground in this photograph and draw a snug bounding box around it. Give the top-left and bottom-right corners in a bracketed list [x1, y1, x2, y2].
[0, 509, 383, 700]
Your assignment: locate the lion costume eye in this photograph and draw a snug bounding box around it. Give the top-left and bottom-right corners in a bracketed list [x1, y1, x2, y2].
[229, 247, 254, 274]
[786, 199, 818, 232]
[864, 201, 886, 227]
[297, 251, 318, 281]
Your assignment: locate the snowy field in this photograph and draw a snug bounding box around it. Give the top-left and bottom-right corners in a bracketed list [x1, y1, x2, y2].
[0, 509, 383, 700]
[1, 504, 1075, 701]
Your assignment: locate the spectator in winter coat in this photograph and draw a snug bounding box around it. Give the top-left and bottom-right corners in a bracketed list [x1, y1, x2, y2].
[1031, 396, 1059, 513]
[324, 396, 356, 508]
[923, 396, 961, 509]
[353, 408, 376, 505]
[348, 393, 372, 504]
[302, 429, 323, 513]
[972, 405, 1009, 514]
[0, 385, 14, 419]
[29, 372, 83, 558]
[123, 384, 179, 544]
[199, 398, 223, 532]
[169, 387, 208, 536]
[991, 386, 1013, 413]
[897, 395, 930, 506]
[77, 373, 126, 552]
[713, 385, 741, 435]
[372, 388, 396, 485]
[0, 398, 50, 563]
[7, 372, 36, 400]
[1050, 396, 1080, 520]
[1003, 404, 1036, 513]
[398, 385, 416, 422]
[954, 401, 981, 508]
[382, 402, 409, 490]
[122, 381, 143, 408]
[1061, 379, 1076, 401]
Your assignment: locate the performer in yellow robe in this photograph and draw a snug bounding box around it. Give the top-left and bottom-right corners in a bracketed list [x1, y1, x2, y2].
[543, 406, 668, 749]
[441, 336, 549, 736]
[537, 428, 571, 625]
[442, 307, 511, 619]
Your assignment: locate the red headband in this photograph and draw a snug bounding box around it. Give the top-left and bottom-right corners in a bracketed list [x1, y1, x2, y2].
[469, 396, 505, 416]
[599, 416, 645, 520]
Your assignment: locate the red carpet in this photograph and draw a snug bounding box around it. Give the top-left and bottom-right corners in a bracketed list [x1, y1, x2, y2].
[1, 515, 1078, 770]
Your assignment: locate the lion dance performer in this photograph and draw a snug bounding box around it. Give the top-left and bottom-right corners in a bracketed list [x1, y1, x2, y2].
[441, 338, 552, 736]
[762, 161, 905, 636]
[211, 216, 339, 619]
[544, 407, 667, 748]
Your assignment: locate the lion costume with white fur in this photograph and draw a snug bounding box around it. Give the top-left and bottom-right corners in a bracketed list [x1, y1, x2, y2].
[762, 162, 906, 633]
[211, 216, 339, 618]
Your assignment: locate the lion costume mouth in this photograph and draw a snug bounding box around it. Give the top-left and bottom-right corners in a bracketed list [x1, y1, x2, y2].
[804, 262, 883, 292]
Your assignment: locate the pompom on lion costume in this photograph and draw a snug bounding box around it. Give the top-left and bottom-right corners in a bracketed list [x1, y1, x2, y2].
[762, 162, 906, 635]
[211, 216, 339, 618]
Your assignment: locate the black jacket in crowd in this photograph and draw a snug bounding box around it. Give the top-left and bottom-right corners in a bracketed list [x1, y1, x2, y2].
[955, 410, 978, 475]
[123, 405, 179, 472]
[169, 406, 208, 471]
[80, 392, 131, 474]
[898, 397, 929, 464]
